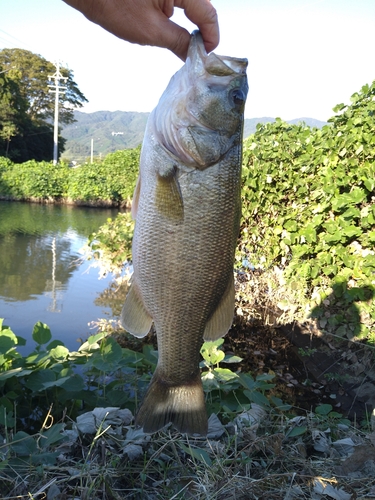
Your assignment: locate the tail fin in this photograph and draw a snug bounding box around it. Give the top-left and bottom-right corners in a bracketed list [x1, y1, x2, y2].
[135, 369, 208, 436]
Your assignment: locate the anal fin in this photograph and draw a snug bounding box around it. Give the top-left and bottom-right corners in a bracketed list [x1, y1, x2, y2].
[203, 274, 235, 341]
[121, 283, 153, 338]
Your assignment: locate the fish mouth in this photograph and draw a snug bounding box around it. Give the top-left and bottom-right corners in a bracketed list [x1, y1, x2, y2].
[188, 30, 248, 77]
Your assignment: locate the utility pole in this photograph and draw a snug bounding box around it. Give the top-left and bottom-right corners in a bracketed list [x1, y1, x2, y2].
[48, 61, 67, 165]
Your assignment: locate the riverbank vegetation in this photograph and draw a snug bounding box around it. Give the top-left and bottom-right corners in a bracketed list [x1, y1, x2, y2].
[1, 81, 375, 498]
[0, 147, 140, 207]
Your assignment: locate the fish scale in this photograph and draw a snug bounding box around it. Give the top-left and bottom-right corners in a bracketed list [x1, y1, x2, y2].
[121, 31, 248, 435]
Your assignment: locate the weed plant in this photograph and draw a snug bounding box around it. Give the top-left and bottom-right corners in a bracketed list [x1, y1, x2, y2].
[2, 319, 372, 499]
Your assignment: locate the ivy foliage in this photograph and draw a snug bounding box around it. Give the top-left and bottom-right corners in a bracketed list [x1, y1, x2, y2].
[240, 81, 375, 339]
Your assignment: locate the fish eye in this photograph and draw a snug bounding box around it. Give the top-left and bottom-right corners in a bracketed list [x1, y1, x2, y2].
[230, 88, 245, 107]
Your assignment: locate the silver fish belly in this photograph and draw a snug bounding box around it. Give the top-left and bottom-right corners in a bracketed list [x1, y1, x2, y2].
[121, 31, 248, 435]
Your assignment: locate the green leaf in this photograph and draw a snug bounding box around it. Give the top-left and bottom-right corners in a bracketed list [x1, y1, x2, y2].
[179, 443, 212, 466]
[106, 389, 128, 406]
[322, 264, 338, 276]
[270, 396, 292, 411]
[47, 340, 66, 350]
[243, 390, 270, 406]
[39, 424, 67, 449]
[60, 374, 85, 392]
[16, 336, 27, 347]
[324, 232, 342, 244]
[283, 219, 298, 232]
[78, 331, 107, 352]
[0, 368, 32, 381]
[256, 373, 275, 382]
[11, 431, 37, 455]
[341, 206, 360, 220]
[315, 404, 333, 416]
[31, 452, 60, 466]
[286, 426, 307, 438]
[223, 354, 243, 363]
[212, 367, 239, 383]
[200, 340, 225, 366]
[92, 338, 123, 371]
[0, 329, 17, 355]
[32, 322, 52, 345]
[332, 103, 346, 113]
[238, 373, 256, 390]
[50, 345, 69, 360]
[25, 369, 56, 392]
[341, 225, 362, 239]
[364, 178, 375, 191]
[0, 406, 15, 427]
[323, 220, 339, 234]
[299, 225, 317, 243]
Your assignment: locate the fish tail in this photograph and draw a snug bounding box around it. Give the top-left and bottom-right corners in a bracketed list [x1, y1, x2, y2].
[135, 369, 208, 436]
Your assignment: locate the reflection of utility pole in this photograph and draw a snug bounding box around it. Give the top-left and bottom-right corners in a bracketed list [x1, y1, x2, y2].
[48, 61, 67, 165]
[46, 237, 63, 313]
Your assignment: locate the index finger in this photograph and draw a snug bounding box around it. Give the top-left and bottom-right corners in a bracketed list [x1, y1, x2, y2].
[175, 0, 219, 53]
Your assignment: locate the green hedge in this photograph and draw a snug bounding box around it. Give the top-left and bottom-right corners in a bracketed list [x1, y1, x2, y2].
[0, 160, 69, 199]
[0, 147, 140, 205]
[67, 148, 140, 203]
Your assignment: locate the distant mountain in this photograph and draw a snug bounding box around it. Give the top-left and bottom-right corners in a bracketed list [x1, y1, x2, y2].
[243, 116, 328, 137]
[288, 117, 328, 129]
[61, 110, 149, 162]
[61, 111, 327, 162]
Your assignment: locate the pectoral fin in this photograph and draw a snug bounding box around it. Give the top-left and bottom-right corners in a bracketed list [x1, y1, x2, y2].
[203, 275, 235, 341]
[131, 174, 141, 219]
[155, 165, 184, 221]
[121, 283, 153, 338]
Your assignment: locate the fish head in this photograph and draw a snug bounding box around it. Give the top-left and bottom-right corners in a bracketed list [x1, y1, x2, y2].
[186, 30, 248, 135]
[153, 31, 248, 168]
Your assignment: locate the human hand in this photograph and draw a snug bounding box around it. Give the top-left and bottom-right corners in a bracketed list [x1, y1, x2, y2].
[63, 0, 219, 60]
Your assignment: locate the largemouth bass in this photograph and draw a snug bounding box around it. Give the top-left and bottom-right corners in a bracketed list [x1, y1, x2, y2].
[121, 31, 248, 435]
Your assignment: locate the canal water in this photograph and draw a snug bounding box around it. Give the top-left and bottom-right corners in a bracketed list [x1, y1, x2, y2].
[0, 201, 125, 353]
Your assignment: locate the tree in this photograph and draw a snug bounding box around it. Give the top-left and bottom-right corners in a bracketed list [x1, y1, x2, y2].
[0, 68, 25, 157]
[0, 49, 88, 162]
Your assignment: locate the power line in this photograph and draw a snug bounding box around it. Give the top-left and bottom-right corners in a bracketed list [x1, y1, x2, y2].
[0, 28, 37, 52]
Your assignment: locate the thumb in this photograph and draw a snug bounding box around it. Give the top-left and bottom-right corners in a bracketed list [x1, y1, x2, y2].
[153, 18, 191, 60]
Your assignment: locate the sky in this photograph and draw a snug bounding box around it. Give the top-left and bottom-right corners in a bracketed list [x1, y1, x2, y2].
[1, 0, 375, 121]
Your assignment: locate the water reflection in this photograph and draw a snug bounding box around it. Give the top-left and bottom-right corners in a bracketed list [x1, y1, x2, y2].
[0, 201, 122, 351]
[0, 231, 76, 302]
